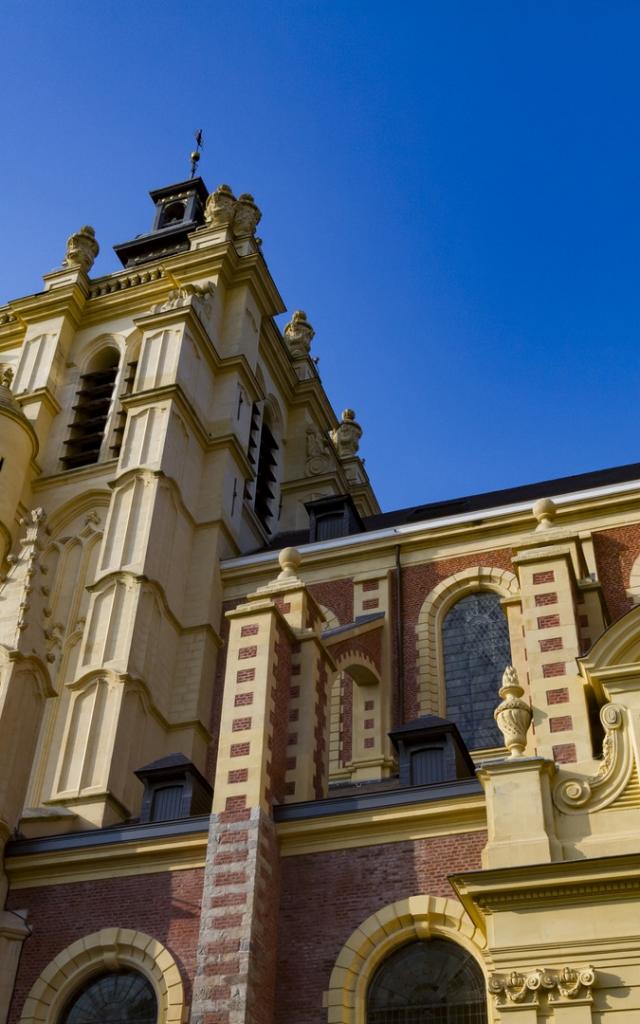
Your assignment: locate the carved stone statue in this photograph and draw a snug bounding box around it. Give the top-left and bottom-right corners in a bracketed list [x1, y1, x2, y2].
[232, 194, 262, 238]
[330, 409, 362, 459]
[284, 311, 315, 360]
[1, 366, 14, 390]
[63, 225, 99, 273]
[204, 184, 236, 227]
[494, 665, 532, 757]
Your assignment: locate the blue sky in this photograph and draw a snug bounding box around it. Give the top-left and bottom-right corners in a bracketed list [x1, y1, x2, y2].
[2, 1, 640, 511]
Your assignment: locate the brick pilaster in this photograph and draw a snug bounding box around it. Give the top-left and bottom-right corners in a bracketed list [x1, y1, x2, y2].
[191, 557, 331, 1024]
[514, 536, 594, 763]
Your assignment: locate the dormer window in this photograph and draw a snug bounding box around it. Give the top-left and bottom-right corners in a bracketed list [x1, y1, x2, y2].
[61, 348, 120, 470]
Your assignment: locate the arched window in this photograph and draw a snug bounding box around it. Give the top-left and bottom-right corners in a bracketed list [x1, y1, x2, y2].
[442, 592, 510, 751]
[367, 939, 487, 1024]
[62, 348, 120, 469]
[60, 970, 157, 1024]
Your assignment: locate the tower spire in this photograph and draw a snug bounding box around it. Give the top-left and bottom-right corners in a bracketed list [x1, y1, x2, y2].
[190, 129, 203, 178]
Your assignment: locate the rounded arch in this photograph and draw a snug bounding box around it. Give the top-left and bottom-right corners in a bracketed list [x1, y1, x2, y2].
[18, 928, 184, 1024]
[416, 566, 519, 716]
[325, 895, 487, 1024]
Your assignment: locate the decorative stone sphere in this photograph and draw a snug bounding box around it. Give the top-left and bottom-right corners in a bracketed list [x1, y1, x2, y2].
[278, 546, 301, 579]
[532, 497, 557, 530]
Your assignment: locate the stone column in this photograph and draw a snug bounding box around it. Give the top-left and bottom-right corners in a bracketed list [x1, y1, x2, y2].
[191, 549, 331, 1024]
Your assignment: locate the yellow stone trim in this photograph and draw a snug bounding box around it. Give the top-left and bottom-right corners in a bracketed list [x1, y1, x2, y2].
[6, 830, 207, 890]
[277, 792, 486, 856]
[324, 895, 487, 1024]
[18, 928, 185, 1024]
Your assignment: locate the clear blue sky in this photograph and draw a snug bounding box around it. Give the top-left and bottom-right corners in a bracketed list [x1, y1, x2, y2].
[2, 1, 639, 511]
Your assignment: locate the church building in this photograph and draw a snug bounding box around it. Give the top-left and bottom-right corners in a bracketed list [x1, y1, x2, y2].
[1, 170, 640, 1024]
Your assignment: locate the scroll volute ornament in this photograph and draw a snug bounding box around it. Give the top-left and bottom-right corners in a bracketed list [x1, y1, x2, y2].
[494, 665, 532, 757]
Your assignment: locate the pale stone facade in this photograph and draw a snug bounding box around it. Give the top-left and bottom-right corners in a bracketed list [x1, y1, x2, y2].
[1, 174, 640, 1024]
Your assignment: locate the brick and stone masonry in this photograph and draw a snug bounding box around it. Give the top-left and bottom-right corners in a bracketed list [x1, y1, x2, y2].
[191, 561, 333, 1024]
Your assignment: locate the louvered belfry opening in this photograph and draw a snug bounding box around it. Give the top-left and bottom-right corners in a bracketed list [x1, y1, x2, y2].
[61, 349, 120, 470]
[110, 359, 138, 459]
[254, 419, 279, 532]
[244, 402, 262, 500]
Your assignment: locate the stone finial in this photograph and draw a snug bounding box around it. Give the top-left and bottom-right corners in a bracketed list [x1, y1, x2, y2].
[204, 184, 236, 227]
[284, 310, 315, 360]
[330, 409, 362, 459]
[494, 665, 532, 757]
[277, 546, 302, 580]
[533, 496, 557, 531]
[232, 193, 262, 238]
[1, 366, 14, 389]
[63, 225, 99, 273]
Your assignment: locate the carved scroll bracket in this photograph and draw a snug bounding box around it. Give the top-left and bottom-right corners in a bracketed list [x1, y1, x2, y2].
[553, 703, 632, 813]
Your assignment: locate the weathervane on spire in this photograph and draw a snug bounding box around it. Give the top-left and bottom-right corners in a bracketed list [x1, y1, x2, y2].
[190, 129, 204, 178]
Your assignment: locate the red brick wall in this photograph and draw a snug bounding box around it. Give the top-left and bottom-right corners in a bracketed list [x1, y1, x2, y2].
[593, 524, 640, 623]
[7, 868, 204, 1024]
[309, 580, 354, 627]
[398, 550, 515, 719]
[275, 830, 486, 1024]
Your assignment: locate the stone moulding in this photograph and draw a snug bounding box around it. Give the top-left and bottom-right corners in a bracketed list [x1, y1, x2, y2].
[18, 928, 184, 1024]
[553, 703, 632, 813]
[489, 965, 596, 1006]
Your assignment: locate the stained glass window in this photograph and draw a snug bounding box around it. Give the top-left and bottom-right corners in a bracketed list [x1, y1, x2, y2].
[442, 592, 510, 750]
[60, 970, 157, 1024]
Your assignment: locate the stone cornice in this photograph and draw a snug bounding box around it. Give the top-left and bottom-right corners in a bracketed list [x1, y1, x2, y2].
[450, 852, 640, 932]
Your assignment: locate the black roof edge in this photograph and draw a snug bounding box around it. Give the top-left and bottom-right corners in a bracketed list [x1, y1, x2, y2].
[261, 460, 640, 552]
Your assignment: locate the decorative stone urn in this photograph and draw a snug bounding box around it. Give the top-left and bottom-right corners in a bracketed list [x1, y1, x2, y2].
[204, 184, 236, 227]
[284, 311, 315, 359]
[232, 193, 262, 238]
[330, 409, 362, 459]
[63, 225, 99, 272]
[494, 665, 532, 757]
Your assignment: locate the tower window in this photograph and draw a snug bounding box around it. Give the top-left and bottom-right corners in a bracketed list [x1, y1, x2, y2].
[61, 349, 120, 470]
[159, 200, 186, 227]
[60, 970, 157, 1024]
[367, 939, 487, 1024]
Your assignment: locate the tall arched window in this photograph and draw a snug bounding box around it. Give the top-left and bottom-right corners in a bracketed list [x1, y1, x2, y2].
[442, 591, 510, 751]
[62, 348, 120, 469]
[60, 970, 157, 1024]
[367, 939, 487, 1023]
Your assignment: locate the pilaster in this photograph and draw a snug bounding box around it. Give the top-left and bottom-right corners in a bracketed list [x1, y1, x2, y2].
[513, 530, 594, 764]
[191, 549, 331, 1024]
